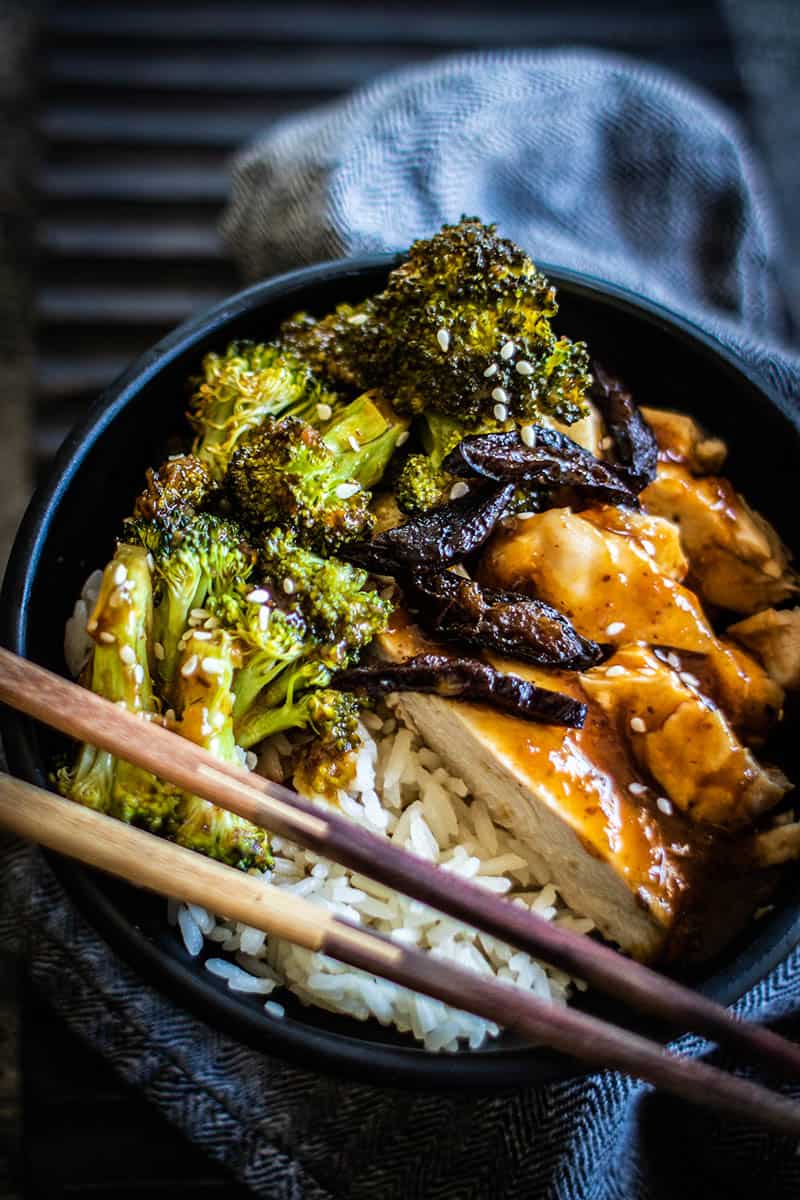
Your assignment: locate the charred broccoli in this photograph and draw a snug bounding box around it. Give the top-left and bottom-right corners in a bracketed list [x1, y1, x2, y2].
[132, 454, 215, 527]
[225, 390, 409, 551]
[280, 218, 592, 427]
[188, 340, 340, 479]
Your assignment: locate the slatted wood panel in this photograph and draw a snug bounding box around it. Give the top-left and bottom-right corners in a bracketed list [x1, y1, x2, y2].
[28, 3, 749, 1195]
[35, 0, 748, 479]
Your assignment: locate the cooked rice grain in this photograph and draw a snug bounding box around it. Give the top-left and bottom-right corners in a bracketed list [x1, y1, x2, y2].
[178, 712, 594, 1052]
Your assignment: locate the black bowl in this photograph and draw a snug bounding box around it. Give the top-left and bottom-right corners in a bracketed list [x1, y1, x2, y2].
[3, 256, 800, 1090]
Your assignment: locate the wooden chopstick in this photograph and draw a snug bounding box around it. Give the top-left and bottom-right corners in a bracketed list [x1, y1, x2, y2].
[1, 644, 799, 1085]
[2, 769, 800, 1137]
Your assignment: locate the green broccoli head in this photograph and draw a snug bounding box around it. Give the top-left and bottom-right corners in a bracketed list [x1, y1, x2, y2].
[280, 218, 591, 427]
[126, 512, 256, 689]
[225, 416, 373, 553]
[292, 689, 362, 798]
[258, 527, 392, 657]
[224, 390, 409, 552]
[188, 340, 340, 479]
[229, 529, 390, 749]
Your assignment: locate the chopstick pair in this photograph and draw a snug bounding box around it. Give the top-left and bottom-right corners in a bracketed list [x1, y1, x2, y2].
[0, 645, 799, 1136]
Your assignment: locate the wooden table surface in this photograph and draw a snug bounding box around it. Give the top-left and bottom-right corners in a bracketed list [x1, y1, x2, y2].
[5, 1, 798, 1195]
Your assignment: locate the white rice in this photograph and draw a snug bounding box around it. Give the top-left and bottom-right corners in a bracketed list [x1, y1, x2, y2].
[183, 712, 595, 1053]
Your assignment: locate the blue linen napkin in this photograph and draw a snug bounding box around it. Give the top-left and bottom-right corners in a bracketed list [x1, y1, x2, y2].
[4, 49, 800, 1199]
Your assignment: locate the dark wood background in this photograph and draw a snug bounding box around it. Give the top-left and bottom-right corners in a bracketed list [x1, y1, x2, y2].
[3, 1, 797, 1196]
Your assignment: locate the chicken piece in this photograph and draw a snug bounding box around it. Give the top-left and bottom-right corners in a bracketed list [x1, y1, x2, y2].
[480, 506, 712, 652]
[728, 607, 800, 690]
[642, 463, 796, 614]
[479, 505, 783, 741]
[378, 613, 694, 961]
[641, 405, 794, 613]
[640, 407, 727, 474]
[580, 645, 789, 830]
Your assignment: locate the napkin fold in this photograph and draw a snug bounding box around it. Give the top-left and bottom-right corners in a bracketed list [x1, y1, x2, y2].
[4, 49, 800, 1199]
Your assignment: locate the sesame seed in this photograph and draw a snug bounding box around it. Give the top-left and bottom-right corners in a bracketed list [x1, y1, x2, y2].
[316, 402, 333, 421]
[500, 341, 516, 360]
[667, 651, 682, 670]
[449, 481, 470, 501]
[493, 402, 508, 421]
[202, 657, 224, 675]
[119, 644, 136, 665]
[630, 716, 647, 733]
[483, 363, 499, 378]
[396, 430, 410, 447]
[520, 424, 536, 448]
[491, 386, 509, 405]
[98, 631, 115, 644]
[258, 606, 271, 632]
[192, 629, 212, 641]
[347, 311, 368, 325]
[133, 664, 144, 685]
[164, 708, 176, 723]
[181, 654, 198, 678]
[283, 577, 295, 595]
[203, 616, 220, 630]
[515, 360, 534, 376]
[606, 621, 626, 636]
[86, 617, 98, 633]
[606, 665, 626, 677]
[436, 328, 450, 352]
[680, 671, 700, 689]
[657, 797, 674, 815]
[247, 588, 270, 604]
[153, 641, 165, 661]
[515, 512, 537, 520]
[112, 563, 128, 586]
[190, 608, 210, 621]
[245, 751, 258, 772]
[335, 481, 361, 500]
[601, 436, 614, 450]
[628, 782, 648, 796]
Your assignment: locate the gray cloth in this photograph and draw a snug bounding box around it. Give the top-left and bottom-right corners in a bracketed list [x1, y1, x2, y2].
[4, 49, 800, 1199]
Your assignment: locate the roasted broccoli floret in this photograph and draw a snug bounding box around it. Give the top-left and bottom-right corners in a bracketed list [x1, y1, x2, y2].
[231, 529, 392, 749]
[188, 340, 340, 479]
[280, 218, 591, 426]
[293, 689, 362, 798]
[394, 410, 472, 513]
[132, 454, 215, 527]
[170, 629, 270, 869]
[126, 511, 257, 689]
[225, 390, 409, 551]
[57, 544, 182, 832]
